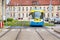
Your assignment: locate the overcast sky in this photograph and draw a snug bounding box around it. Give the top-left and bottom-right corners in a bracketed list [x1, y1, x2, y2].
[6, 0, 10, 4]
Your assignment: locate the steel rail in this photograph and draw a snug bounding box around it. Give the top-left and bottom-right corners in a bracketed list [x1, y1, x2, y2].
[43, 27, 60, 39]
[0, 29, 11, 38]
[35, 28, 44, 40]
[15, 29, 21, 40]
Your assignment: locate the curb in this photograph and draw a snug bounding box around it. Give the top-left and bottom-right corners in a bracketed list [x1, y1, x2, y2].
[51, 28, 60, 34]
[54, 30, 60, 34]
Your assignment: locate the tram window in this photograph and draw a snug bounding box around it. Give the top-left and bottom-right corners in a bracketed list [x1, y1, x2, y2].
[40, 12, 44, 19]
[29, 12, 34, 19]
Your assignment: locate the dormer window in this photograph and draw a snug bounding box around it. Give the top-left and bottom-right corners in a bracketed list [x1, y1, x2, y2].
[32, 1, 39, 5]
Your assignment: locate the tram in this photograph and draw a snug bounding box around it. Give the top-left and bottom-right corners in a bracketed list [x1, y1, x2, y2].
[29, 9, 45, 27]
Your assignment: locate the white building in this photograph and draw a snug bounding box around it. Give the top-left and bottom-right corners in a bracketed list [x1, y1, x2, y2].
[5, 0, 60, 20]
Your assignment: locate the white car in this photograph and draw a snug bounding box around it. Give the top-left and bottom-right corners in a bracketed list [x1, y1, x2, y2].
[54, 17, 60, 24]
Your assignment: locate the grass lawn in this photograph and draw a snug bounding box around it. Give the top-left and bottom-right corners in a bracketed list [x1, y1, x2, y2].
[4, 20, 55, 26]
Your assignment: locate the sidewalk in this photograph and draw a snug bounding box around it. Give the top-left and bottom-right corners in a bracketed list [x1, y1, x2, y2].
[51, 25, 60, 34]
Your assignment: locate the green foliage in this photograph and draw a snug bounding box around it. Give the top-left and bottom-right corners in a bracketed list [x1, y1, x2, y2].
[4, 20, 6, 23]
[7, 18, 14, 22]
[4, 20, 54, 26]
[4, 18, 14, 23]
[44, 23, 54, 26]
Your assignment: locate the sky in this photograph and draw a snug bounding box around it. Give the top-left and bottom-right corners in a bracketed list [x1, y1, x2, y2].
[6, 0, 10, 4]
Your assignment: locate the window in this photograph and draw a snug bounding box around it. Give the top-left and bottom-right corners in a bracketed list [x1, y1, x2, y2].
[13, 7, 15, 11]
[9, 7, 11, 11]
[26, 7, 28, 11]
[48, 13, 49, 17]
[11, 13, 12, 17]
[43, 7, 45, 10]
[47, 7, 53, 11]
[32, 1, 39, 5]
[6, 13, 10, 18]
[6, 7, 9, 11]
[47, 7, 49, 11]
[30, 7, 32, 10]
[22, 7, 24, 11]
[56, 12, 59, 17]
[10, 7, 12, 11]
[18, 13, 20, 17]
[13, 13, 15, 17]
[57, 6, 60, 11]
[40, 7, 41, 9]
[26, 13, 28, 17]
[22, 13, 24, 18]
[52, 13, 53, 17]
[35, 7, 37, 9]
[19, 7, 21, 11]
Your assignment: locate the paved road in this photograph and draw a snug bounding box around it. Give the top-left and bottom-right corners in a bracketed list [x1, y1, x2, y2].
[51, 24, 60, 33]
[37, 28, 60, 40]
[0, 29, 20, 40]
[0, 28, 60, 40]
[17, 28, 42, 40]
[0, 29, 9, 36]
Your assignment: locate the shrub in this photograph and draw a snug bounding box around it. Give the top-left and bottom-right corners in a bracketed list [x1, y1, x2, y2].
[7, 18, 14, 22]
[4, 20, 6, 23]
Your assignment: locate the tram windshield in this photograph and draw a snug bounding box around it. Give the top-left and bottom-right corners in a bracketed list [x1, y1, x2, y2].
[34, 12, 44, 19]
[31, 12, 44, 19]
[34, 12, 41, 18]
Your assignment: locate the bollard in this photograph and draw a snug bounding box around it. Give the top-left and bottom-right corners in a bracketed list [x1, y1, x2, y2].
[0, 22, 4, 28]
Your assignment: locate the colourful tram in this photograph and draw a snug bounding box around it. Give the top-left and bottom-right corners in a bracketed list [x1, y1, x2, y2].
[29, 9, 45, 27]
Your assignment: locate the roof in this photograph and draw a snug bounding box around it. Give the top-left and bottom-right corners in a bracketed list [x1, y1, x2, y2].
[7, 0, 60, 6]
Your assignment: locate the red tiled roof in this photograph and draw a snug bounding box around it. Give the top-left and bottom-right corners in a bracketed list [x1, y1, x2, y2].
[7, 0, 60, 6]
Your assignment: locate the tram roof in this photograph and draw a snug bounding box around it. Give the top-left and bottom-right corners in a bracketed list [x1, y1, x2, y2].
[30, 10, 45, 13]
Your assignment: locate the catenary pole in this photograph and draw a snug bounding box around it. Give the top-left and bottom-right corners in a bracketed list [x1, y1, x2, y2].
[49, 0, 52, 18]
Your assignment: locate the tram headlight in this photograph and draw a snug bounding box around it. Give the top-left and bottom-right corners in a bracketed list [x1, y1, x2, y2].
[34, 18, 42, 22]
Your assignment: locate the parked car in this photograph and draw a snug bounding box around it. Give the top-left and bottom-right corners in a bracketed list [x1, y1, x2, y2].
[44, 18, 54, 22]
[54, 17, 60, 24]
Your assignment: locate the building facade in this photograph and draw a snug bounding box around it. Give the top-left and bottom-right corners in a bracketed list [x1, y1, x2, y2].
[0, 0, 2, 20]
[5, 0, 60, 20]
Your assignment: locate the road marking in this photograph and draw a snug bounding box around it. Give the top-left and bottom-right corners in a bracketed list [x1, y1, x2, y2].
[3, 29, 9, 31]
[26, 29, 31, 31]
[49, 29, 54, 32]
[11, 29, 16, 31]
[41, 29, 46, 31]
